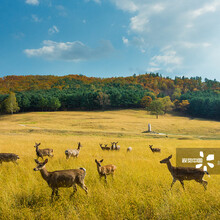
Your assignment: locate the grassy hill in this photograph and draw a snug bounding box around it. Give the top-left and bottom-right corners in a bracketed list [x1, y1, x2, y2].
[0, 110, 219, 219]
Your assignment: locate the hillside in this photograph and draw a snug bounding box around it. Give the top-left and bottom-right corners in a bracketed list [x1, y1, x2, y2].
[0, 73, 219, 120]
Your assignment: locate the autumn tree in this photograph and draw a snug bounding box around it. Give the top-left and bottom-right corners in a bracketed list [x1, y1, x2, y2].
[140, 96, 152, 108]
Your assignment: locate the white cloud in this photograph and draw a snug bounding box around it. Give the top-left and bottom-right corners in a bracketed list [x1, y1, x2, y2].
[191, 1, 220, 18]
[26, 0, 39, 6]
[111, 0, 138, 12]
[24, 40, 114, 61]
[111, 0, 220, 77]
[151, 50, 183, 66]
[130, 14, 149, 33]
[48, 26, 59, 35]
[122, 36, 129, 45]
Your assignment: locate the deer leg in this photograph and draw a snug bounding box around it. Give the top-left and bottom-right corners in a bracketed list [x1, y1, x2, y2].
[70, 185, 77, 198]
[170, 178, 176, 189]
[51, 189, 55, 202]
[180, 181, 185, 190]
[78, 182, 88, 194]
[104, 174, 107, 184]
[200, 180, 208, 190]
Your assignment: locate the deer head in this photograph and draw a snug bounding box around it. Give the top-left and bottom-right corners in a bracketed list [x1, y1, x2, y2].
[160, 155, 172, 164]
[34, 143, 41, 148]
[33, 159, 48, 171]
[95, 159, 104, 167]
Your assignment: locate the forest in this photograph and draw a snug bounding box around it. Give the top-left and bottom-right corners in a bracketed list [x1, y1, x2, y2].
[0, 73, 219, 120]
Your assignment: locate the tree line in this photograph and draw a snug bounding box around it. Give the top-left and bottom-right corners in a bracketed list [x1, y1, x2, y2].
[0, 74, 219, 120]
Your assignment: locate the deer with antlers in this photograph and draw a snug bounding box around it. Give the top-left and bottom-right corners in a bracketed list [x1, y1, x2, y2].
[160, 155, 209, 190]
[34, 143, 54, 160]
[33, 159, 88, 201]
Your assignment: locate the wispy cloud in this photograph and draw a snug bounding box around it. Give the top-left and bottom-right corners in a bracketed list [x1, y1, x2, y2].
[48, 26, 59, 35]
[24, 40, 114, 61]
[31, 14, 41, 22]
[25, 0, 39, 6]
[191, 1, 220, 18]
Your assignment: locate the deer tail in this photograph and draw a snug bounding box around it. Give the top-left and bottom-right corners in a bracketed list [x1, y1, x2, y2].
[80, 167, 86, 173]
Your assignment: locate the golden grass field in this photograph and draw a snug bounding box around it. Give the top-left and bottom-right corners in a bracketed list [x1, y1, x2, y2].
[0, 110, 220, 220]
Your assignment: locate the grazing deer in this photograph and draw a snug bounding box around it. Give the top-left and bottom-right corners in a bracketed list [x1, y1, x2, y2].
[95, 159, 116, 182]
[149, 145, 161, 153]
[127, 147, 132, 152]
[33, 159, 88, 201]
[104, 144, 111, 151]
[0, 153, 20, 164]
[160, 155, 209, 190]
[99, 144, 110, 151]
[65, 142, 82, 159]
[34, 143, 54, 160]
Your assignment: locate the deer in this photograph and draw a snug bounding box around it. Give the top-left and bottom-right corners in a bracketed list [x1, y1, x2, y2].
[111, 142, 120, 151]
[160, 155, 209, 190]
[33, 159, 88, 201]
[95, 159, 116, 183]
[149, 145, 161, 153]
[127, 147, 132, 152]
[99, 144, 110, 151]
[65, 142, 82, 159]
[34, 143, 54, 160]
[0, 153, 20, 164]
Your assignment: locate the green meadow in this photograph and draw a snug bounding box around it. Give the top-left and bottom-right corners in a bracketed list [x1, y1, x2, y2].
[0, 110, 220, 219]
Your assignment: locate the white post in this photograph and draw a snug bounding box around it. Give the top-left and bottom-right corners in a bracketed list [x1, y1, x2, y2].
[148, 123, 151, 132]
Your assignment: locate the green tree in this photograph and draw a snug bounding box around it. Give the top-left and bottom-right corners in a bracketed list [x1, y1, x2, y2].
[148, 99, 164, 119]
[2, 93, 20, 114]
[172, 88, 182, 100]
[158, 96, 174, 113]
[48, 97, 61, 111]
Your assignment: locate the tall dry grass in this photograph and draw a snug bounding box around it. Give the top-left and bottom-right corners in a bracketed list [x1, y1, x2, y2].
[0, 110, 220, 219]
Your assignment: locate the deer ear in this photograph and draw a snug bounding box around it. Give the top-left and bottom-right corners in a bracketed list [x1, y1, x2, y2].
[95, 159, 98, 163]
[100, 159, 104, 163]
[44, 159, 48, 164]
[35, 159, 40, 164]
[168, 155, 172, 159]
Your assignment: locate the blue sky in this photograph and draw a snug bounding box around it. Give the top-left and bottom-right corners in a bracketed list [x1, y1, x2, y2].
[1, 0, 220, 80]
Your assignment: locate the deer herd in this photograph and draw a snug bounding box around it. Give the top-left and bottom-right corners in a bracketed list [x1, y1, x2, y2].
[0, 142, 210, 201]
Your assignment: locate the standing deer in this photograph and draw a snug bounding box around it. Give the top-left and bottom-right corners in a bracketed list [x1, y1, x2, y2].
[149, 145, 161, 153]
[65, 142, 82, 159]
[111, 142, 120, 151]
[33, 159, 88, 201]
[160, 155, 209, 190]
[34, 143, 54, 160]
[0, 153, 20, 164]
[95, 159, 116, 182]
